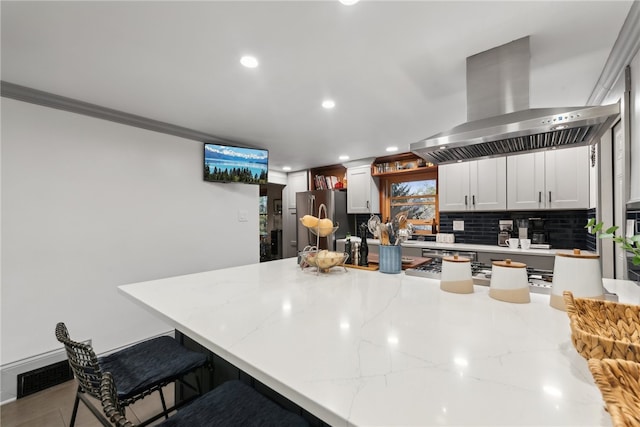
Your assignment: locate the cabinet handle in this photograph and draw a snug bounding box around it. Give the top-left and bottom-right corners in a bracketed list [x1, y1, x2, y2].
[548, 191, 552, 203]
[472, 195, 476, 206]
[465, 195, 468, 206]
[366, 201, 369, 209]
[538, 191, 542, 203]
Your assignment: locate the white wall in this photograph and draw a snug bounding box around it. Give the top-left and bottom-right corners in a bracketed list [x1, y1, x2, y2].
[1, 98, 258, 370]
[629, 50, 640, 203]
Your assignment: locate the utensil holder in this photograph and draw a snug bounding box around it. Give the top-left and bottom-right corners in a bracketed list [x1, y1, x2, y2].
[379, 245, 401, 274]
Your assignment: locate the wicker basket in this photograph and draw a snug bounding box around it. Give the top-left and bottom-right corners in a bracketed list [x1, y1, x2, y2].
[563, 291, 640, 362]
[588, 358, 640, 427]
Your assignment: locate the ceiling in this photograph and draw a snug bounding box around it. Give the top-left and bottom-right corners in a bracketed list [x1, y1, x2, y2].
[1, 1, 634, 172]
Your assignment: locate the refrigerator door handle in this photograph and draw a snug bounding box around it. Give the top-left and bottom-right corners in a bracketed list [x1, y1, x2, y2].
[309, 194, 316, 216]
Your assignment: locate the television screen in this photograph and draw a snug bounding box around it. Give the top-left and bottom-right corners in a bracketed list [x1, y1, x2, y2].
[204, 143, 268, 184]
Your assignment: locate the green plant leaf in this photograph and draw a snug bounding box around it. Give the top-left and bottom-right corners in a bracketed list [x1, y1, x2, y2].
[605, 226, 619, 234]
[586, 218, 597, 229]
[599, 233, 615, 239]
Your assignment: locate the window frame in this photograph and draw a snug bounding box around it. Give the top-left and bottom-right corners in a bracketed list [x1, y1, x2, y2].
[379, 170, 439, 235]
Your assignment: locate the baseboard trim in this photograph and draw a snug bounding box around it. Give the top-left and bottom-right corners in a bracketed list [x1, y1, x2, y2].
[0, 330, 174, 404]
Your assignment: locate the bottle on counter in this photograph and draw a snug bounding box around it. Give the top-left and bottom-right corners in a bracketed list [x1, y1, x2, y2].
[359, 223, 369, 267]
[345, 233, 352, 265]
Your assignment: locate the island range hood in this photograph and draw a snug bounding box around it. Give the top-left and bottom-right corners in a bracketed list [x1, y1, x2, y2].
[410, 37, 620, 165]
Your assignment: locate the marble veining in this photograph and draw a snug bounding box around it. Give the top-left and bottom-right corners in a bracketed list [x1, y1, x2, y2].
[119, 259, 640, 426]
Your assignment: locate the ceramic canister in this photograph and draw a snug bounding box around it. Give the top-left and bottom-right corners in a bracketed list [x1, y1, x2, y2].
[440, 255, 473, 294]
[550, 249, 603, 311]
[489, 259, 530, 303]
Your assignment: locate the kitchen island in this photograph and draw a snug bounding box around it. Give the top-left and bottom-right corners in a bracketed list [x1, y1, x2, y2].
[119, 258, 639, 426]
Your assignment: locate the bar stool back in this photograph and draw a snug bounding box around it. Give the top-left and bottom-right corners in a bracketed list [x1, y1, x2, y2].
[55, 322, 209, 427]
[100, 372, 310, 426]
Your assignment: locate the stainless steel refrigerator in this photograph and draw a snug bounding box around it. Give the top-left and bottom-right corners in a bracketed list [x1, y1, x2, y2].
[296, 190, 348, 251]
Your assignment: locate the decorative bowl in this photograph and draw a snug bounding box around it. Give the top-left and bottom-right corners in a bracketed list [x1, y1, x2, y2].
[301, 249, 347, 272]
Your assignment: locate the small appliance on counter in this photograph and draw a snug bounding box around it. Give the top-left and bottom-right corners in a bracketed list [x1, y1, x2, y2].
[529, 217, 551, 249]
[498, 220, 514, 246]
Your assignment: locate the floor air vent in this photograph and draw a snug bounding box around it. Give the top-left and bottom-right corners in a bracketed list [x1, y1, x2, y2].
[17, 360, 73, 398]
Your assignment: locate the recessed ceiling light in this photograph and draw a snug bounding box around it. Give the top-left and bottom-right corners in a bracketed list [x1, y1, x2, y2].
[282, 166, 292, 171]
[339, 0, 360, 5]
[386, 146, 398, 152]
[240, 55, 258, 68]
[439, 146, 447, 150]
[322, 99, 335, 109]
[339, 155, 349, 161]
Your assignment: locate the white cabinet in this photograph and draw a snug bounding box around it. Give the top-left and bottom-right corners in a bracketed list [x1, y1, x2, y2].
[506, 146, 589, 210]
[545, 147, 590, 209]
[283, 171, 308, 258]
[285, 171, 308, 209]
[506, 152, 546, 210]
[346, 165, 380, 213]
[438, 158, 506, 212]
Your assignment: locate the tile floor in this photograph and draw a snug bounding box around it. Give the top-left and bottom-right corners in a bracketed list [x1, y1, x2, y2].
[0, 379, 173, 427]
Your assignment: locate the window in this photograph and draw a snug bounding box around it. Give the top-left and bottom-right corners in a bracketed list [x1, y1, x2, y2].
[259, 195, 268, 237]
[381, 171, 438, 235]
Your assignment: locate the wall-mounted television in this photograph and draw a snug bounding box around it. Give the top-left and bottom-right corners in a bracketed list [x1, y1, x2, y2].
[203, 143, 268, 185]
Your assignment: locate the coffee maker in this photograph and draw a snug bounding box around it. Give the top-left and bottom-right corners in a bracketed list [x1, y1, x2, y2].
[529, 218, 550, 248]
[497, 220, 514, 246]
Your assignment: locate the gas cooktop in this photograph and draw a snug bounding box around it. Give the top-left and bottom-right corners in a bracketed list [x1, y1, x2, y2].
[404, 259, 618, 301]
[404, 260, 555, 294]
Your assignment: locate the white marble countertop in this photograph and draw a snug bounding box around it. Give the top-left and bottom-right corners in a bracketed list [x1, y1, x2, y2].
[119, 259, 639, 426]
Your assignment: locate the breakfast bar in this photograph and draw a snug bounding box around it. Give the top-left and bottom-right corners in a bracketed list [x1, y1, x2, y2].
[118, 258, 639, 426]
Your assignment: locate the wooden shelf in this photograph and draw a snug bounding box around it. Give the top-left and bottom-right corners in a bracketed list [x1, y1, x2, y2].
[371, 152, 436, 177]
[372, 165, 437, 177]
[310, 164, 347, 190]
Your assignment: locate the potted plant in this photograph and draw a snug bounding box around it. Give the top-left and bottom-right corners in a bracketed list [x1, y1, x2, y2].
[586, 218, 640, 266]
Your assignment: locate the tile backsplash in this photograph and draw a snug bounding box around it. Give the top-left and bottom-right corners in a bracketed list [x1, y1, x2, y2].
[439, 210, 590, 249]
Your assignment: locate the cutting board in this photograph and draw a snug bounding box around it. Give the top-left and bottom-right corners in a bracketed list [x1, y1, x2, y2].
[367, 254, 432, 270]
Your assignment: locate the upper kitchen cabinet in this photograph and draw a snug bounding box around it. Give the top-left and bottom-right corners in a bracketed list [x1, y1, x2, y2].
[286, 170, 308, 209]
[506, 152, 546, 210]
[545, 146, 590, 209]
[346, 165, 380, 213]
[439, 158, 506, 212]
[507, 146, 589, 210]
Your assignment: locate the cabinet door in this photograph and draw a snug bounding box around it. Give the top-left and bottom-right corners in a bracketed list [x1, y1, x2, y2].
[470, 157, 506, 210]
[545, 146, 589, 209]
[507, 152, 545, 210]
[346, 165, 380, 213]
[438, 162, 470, 211]
[286, 171, 308, 209]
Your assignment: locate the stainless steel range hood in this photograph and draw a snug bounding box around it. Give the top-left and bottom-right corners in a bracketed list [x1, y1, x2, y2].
[410, 37, 620, 165]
